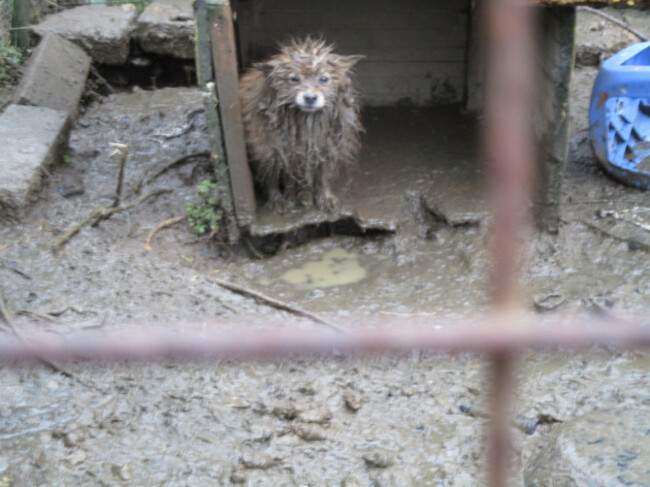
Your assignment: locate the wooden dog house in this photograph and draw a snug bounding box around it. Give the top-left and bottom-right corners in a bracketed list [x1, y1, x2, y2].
[194, 0, 645, 243]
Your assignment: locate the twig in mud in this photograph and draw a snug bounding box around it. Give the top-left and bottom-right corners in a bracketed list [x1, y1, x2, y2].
[145, 215, 187, 251]
[213, 278, 346, 334]
[380, 311, 437, 318]
[134, 151, 211, 194]
[0, 293, 14, 334]
[578, 6, 648, 41]
[0, 261, 32, 280]
[15, 309, 61, 323]
[0, 294, 81, 383]
[89, 65, 116, 94]
[53, 189, 171, 250]
[109, 142, 129, 209]
[243, 237, 265, 260]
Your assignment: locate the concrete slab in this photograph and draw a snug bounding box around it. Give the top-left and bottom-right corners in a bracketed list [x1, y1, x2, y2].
[134, 0, 195, 59]
[0, 105, 69, 219]
[13, 34, 91, 117]
[423, 160, 488, 226]
[32, 5, 138, 65]
[247, 107, 484, 237]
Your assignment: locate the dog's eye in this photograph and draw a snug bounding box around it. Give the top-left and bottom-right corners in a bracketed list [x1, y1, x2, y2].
[319, 76, 329, 84]
[290, 76, 300, 83]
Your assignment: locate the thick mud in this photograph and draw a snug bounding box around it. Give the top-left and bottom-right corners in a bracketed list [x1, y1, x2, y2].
[1, 9, 649, 486]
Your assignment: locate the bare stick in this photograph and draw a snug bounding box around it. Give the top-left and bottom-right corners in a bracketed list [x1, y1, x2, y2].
[134, 151, 210, 194]
[0, 293, 77, 381]
[213, 278, 346, 334]
[54, 189, 171, 250]
[91, 189, 171, 227]
[144, 215, 187, 251]
[89, 65, 116, 94]
[110, 143, 129, 209]
[578, 6, 648, 41]
[243, 237, 265, 260]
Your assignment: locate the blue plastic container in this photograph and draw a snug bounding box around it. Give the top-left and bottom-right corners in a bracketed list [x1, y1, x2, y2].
[589, 41, 650, 190]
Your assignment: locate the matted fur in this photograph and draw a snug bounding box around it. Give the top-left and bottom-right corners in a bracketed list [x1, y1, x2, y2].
[238, 37, 363, 213]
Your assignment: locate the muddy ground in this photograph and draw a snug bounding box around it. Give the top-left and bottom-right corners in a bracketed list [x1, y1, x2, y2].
[1, 9, 649, 487]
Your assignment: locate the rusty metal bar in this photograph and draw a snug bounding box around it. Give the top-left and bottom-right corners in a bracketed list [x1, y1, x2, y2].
[1, 317, 649, 363]
[483, 0, 537, 307]
[482, 0, 538, 485]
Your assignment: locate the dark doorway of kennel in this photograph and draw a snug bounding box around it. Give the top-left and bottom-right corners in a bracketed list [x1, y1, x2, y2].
[195, 0, 576, 243]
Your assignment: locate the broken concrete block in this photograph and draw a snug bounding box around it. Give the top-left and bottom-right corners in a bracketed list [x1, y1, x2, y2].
[32, 5, 138, 65]
[0, 105, 69, 219]
[13, 34, 91, 117]
[134, 0, 195, 59]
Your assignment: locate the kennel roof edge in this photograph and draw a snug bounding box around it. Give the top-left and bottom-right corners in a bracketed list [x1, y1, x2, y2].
[535, 0, 645, 5]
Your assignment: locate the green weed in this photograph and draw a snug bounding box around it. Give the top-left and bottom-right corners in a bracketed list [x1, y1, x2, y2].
[186, 179, 222, 236]
[0, 43, 24, 89]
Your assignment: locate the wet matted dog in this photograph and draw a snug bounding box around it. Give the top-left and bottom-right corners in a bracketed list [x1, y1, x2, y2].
[238, 38, 364, 213]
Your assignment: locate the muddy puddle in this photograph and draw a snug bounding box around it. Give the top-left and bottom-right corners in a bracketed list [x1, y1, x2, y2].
[1, 10, 650, 486]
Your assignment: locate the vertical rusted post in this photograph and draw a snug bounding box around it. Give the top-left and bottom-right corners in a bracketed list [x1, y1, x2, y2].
[482, 0, 537, 486]
[195, 0, 241, 243]
[483, 0, 536, 307]
[209, 0, 257, 227]
[11, 0, 30, 48]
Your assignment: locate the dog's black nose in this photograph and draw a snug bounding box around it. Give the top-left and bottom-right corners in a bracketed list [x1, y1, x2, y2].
[303, 94, 317, 105]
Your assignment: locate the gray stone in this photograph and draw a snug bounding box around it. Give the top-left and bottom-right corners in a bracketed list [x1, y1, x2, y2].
[576, 42, 602, 67]
[134, 0, 195, 59]
[0, 105, 69, 219]
[525, 408, 650, 487]
[57, 172, 84, 198]
[13, 34, 91, 117]
[32, 5, 138, 65]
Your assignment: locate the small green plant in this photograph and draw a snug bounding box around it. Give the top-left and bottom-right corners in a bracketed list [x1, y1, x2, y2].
[186, 179, 221, 236]
[0, 43, 24, 88]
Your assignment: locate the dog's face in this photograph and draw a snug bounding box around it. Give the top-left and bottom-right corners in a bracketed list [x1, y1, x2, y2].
[256, 38, 363, 113]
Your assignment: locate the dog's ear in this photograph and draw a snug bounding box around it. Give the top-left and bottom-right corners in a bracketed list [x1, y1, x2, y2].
[339, 54, 365, 70]
[253, 61, 274, 75]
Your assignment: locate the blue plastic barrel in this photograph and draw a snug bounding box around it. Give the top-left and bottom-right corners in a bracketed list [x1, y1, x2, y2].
[589, 41, 650, 190]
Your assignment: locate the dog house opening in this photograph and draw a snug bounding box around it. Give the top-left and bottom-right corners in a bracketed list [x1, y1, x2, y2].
[231, 0, 486, 236]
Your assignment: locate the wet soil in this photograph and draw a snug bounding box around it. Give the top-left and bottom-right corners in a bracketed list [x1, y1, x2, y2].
[1, 10, 649, 487]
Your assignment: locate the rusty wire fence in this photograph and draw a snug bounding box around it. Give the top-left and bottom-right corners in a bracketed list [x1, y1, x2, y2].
[1, 0, 649, 486]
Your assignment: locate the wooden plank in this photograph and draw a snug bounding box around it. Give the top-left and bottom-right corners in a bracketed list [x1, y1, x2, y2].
[534, 6, 576, 232]
[195, 0, 241, 243]
[208, 0, 257, 227]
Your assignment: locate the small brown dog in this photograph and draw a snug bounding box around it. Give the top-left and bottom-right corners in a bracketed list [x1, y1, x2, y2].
[238, 37, 363, 213]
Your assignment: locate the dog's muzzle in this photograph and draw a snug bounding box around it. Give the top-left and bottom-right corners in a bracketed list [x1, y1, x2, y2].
[296, 92, 325, 112]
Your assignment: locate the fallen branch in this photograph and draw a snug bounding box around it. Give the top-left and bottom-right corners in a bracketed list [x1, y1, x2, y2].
[145, 215, 187, 251]
[134, 151, 210, 194]
[89, 65, 116, 94]
[213, 278, 346, 334]
[0, 293, 77, 382]
[578, 6, 648, 41]
[53, 189, 171, 250]
[109, 142, 129, 209]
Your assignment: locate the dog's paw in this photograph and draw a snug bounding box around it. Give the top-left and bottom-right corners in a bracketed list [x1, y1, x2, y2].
[295, 189, 313, 208]
[316, 190, 340, 213]
[266, 195, 292, 214]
